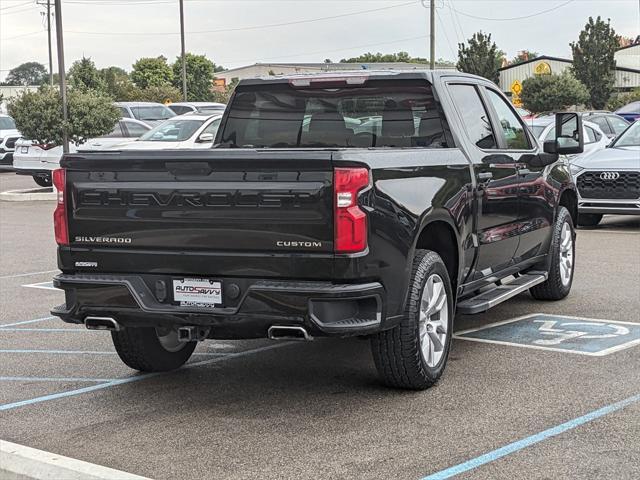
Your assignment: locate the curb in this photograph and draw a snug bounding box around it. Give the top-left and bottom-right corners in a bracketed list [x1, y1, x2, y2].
[0, 440, 152, 480]
[0, 188, 55, 202]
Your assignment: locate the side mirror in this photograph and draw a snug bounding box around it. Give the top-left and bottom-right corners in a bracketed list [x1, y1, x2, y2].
[196, 132, 214, 143]
[543, 140, 557, 154]
[554, 112, 584, 155]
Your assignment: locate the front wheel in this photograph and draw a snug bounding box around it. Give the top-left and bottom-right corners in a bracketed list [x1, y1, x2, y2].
[33, 174, 52, 187]
[112, 327, 196, 372]
[371, 250, 453, 390]
[530, 206, 575, 301]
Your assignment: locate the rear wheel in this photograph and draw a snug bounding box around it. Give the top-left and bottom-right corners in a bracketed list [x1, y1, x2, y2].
[577, 213, 602, 227]
[111, 326, 196, 372]
[530, 206, 575, 301]
[371, 250, 453, 390]
[33, 174, 52, 187]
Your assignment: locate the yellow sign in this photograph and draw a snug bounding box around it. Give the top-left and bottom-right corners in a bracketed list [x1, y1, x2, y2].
[164, 99, 172, 105]
[534, 61, 552, 75]
[510, 80, 523, 96]
[512, 96, 523, 107]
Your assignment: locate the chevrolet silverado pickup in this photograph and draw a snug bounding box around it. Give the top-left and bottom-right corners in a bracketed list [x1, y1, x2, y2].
[51, 71, 583, 390]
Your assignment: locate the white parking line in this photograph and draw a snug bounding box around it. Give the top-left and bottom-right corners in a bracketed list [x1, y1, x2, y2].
[0, 349, 227, 356]
[0, 316, 56, 328]
[0, 269, 58, 280]
[0, 342, 291, 412]
[22, 281, 58, 291]
[1, 439, 151, 480]
[0, 376, 118, 383]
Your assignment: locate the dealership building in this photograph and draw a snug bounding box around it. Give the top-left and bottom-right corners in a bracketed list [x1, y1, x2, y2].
[498, 44, 640, 95]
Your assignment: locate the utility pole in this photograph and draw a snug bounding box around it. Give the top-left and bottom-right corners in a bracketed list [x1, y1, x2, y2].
[36, 0, 54, 85]
[54, 0, 68, 153]
[429, 0, 435, 70]
[179, 0, 187, 101]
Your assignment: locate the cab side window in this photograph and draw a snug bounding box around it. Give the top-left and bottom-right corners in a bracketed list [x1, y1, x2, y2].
[448, 84, 497, 149]
[485, 89, 531, 150]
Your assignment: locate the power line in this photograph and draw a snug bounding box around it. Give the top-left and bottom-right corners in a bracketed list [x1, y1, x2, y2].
[2, 30, 45, 40]
[0, 1, 33, 11]
[436, 10, 455, 59]
[63, 1, 417, 36]
[451, 0, 575, 22]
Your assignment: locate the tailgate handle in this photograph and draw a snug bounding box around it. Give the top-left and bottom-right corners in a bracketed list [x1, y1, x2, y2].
[165, 162, 212, 176]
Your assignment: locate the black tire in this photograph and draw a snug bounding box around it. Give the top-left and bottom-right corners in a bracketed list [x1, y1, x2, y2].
[371, 250, 454, 390]
[111, 327, 196, 372]
[33, 174, 52, 187]
[577, 213, 602, 227]
[530, 206, 575, 301]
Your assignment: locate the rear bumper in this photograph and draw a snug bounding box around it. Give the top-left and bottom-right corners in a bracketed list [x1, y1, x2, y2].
[51, 273, 388, 338]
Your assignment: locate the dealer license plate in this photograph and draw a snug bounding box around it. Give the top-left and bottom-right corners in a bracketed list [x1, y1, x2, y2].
[172, 278, 222, 307]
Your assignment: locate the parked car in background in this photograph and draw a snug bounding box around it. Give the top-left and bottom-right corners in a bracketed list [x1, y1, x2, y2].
[570, 120, 640, 226]
[167, 102, 226, 115]
[111, 113, 222, 150]
[582, 112, 630, 139]
[614, 101, 640, 123]
[528, 117, 609, 156]
[0, 114, 20, 169]
[13, 118, 151, 186]
[114, 102, 175, 126]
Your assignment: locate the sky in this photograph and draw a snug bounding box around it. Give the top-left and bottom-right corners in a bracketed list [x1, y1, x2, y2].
[0, 0, 638, 81]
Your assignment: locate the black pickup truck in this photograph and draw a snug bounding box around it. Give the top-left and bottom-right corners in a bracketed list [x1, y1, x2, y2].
[51, 71, 583, 389]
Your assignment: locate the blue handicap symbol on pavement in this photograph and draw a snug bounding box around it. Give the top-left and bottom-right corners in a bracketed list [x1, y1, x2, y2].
[455, 314, 640, 356]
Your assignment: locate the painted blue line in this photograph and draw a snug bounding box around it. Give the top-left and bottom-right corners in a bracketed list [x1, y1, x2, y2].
[421, 393, 640, 480]
[0, 343, 288, 412]
[0, 376, 118, 383]
[0, 316, 56, 328]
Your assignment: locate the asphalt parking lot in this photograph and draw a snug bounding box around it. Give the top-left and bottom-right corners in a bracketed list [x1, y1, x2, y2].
[1, 170, 639, 479]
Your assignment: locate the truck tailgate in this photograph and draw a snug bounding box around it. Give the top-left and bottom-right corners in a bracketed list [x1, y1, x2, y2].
[61, 150, 335, 277]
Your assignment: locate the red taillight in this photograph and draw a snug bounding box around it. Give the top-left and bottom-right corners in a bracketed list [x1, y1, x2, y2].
[52, 168, 68, 245]
[334, 167, 369, 253]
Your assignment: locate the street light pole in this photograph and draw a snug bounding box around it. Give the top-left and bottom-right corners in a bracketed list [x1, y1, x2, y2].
[179, 0, 187, 101]
[54, 0, 68, 154]
[430, 0, 435, 70]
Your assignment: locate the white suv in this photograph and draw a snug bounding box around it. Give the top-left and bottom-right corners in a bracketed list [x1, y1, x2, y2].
[13, 118, 150, 186]
[0, 114, 20, 169]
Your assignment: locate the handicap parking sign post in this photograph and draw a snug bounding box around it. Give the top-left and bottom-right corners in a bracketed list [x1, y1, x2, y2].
[455, 314, 640, 356]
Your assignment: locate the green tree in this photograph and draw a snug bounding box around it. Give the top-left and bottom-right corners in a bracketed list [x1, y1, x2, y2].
[510, 50, 538, 64]
[7, 86, 120, 146]
[520, 71, 589, 113]
[99, 66, 138, 100]
[340, 51, 427, 64]
[571, 16, 618, 109]
[138, 84, 182, 104]
[68, 57, 105, 92]
[456, 32, 503, 84]
[606, 88, 640, 111]
[131, 56, 173, 89]
[172, 53, 216, 101]
[5, 62, 48, 86]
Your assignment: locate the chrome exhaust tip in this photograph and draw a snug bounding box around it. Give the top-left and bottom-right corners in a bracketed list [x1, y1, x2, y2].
[84, 316, 120, 331]
[268, 325, 313, 341]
